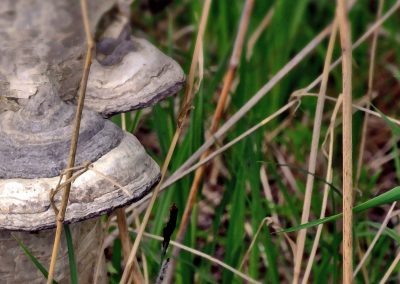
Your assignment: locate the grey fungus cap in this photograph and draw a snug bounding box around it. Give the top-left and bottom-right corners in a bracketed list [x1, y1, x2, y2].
[0, 133, 161, 231]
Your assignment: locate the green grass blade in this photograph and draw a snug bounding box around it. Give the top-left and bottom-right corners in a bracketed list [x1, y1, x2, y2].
[357, 221, 400, 243]
[281, 186, 400, 233]
[275, 162, 342, 197]
[12, 234, 58, 284]
[373, 105, 400, 136]
[64, 225, 78, 284]
[281, 214, 342, 233]
[129, 110, 142, 133]
[352, 186, 400, 212]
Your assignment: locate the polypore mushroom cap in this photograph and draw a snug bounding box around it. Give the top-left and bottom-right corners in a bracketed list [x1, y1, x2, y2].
[86, 35, 185, 117]
[85, 16, 185, 117]
[0, 132, 160, 231]
[0, 89, 124, 179]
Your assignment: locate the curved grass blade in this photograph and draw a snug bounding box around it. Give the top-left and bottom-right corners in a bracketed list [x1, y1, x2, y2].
[280, 186, 400, 233]
[259, 161, 342, 197]
[276, 163, 342, 197]
[357, 221, 400, 243]
[373, 105, 400, 136]
[12, 234, 58, 284]
[64, 225, 78, 284]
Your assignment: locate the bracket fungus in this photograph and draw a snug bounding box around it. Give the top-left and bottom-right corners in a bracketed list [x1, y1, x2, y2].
[0, 0, 184, 282]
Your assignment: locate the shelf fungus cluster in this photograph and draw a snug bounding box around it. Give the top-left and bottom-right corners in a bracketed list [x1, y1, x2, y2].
[0, 0, 184, 283]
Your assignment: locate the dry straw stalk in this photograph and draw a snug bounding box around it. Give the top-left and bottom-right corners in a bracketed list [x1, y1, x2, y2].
[336, 0, 354, 282]
[163, 0, 255, 281]
[47, 0, 94, 282]
[118, 1, 212, 283]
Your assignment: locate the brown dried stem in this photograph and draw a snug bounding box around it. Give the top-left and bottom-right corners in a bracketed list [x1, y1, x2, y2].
[379, 251, 400, 284]
[165, 99, 299, 188]
[336, 0, 354, 282]
[302, 94, 343, 284]
[354, 201, 397, 278]
[116, 112, 144, 283]
[118, 1, 212, 283]
[163, 0, 255, 281]
[353, 1, 384, 282]
[292, 20, 338, 284]
[355, 0, 384, 188]
[47, 0, 94, 282]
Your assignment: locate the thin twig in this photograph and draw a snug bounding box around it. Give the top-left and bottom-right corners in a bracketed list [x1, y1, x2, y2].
[303, 94, 343, 284]
[47, 0, 94, 282]
[355, 241, 370, 284]
[165, 99, 299, 189]
[115, 112, 144, 283]
[355, 0, 384, 188]
[296, 93, 400, 126]
[240, 218, 269, 272]
[354, 202, 397, 278]
[336, 0, 354, 282]
[118, 1, 212, 283]
[94, 218, 111, 284]
[379, 251, 400, 284]
[293, 20, 338, 284]
[115, 209, 133, 264]
[353, 2, 384, 281]
[136, 230, 261, 284]
[239, 216, 295, 271]
[134, 212, 150, 284]
[246, 7, 275, 60]
[273, 145, 302, 201]
[163, 1, 255, 281]
[50, 162, 91, 215]
[259, 166, 293, 263]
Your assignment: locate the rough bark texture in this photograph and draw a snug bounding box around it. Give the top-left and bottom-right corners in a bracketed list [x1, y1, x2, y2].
[0, 218, 107, 284]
